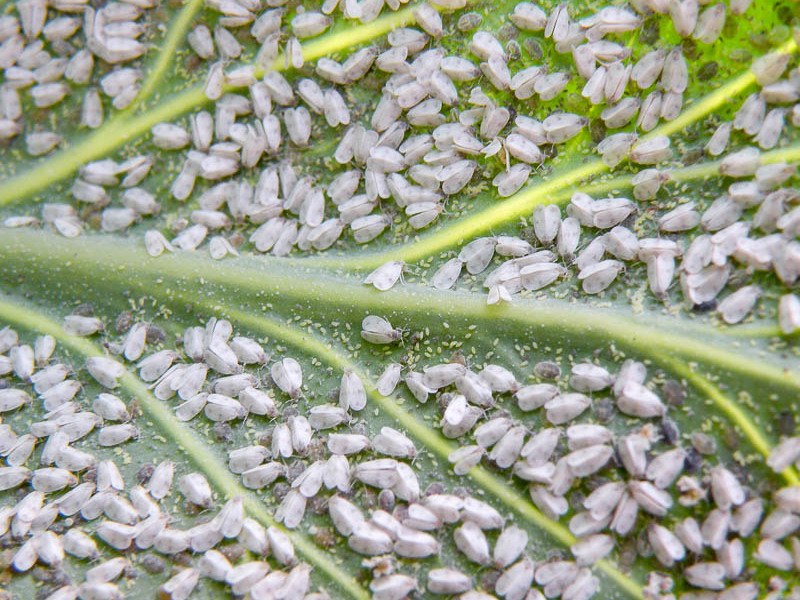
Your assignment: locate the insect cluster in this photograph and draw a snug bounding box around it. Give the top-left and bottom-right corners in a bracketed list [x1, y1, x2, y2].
[0, 282, 799, 600]
[1, 0, 800, 598]
[2, 0, 799, 328]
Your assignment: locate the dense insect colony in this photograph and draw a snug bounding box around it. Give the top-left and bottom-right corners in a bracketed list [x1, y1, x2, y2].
[1, 0, 799, 326]
[2, 307, 800, 600]
[1, 0, 800, 598]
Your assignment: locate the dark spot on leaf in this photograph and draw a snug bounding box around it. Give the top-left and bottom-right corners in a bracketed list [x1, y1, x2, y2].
[728, 48, 752, 63]
[697, 62, 718, 81]
[184, 53, 202, 74]
[662, 380, 686, 406]
[684, 447, 703, 473]
[681, 39, 699, 61]
[273, 482, 290, 502]
[776, 3, 796, 22]
[523, 38, 543, 61]
[378, 489, 395, 511]
[534, 361, 561, 380]
[497, 24, 518, 41]
[32, 567, 70, 586]
[146, 325, 166, 344]
[457, 13, 482, 31]
[115, 311, 134, 333]
[424, 482, 445, 497]
[589, 119, 606, 144]
[617, 539, 638, 567]
[722, 426, 740, 450]
[72, 303, 94, 316]
[220, 544, 245, 563]
[480, 568, 502, 591]
[82, 467, 97, 483]
[287, 460, 307, 482]
[313, 528, 337, 548]
[692, 299, 717, 312]
[661, 418, 680, 445]
[137, 463, 155, 484]
[213, 422, 233, 442]
[542, 144, 558, 160]
[639, 17, 660, 46]
[140, 554, 166, 575]
[308, 494, 328, 515]
[229, 232, 245, 248]
[749, 32, 771, 49]
[306, 437, 326, 462]
[777, 410, 796, 436]
[257, 428, 272, 447]
[393, 504, 409, 523]
[691, 431, 717, 455]
[519, 226, 537, 246]
[594, 397, 615, 423]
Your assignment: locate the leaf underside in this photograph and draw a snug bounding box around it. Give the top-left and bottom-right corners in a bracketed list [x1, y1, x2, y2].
[1, 1, 800, 600]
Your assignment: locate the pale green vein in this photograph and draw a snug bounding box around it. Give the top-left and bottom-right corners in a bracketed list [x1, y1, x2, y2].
[200, 301, 644, 600]
[0, 295, 371, 600]
[131, 0, 206, 109]
[1, 227, 796, 393]
[0, 229, 796, 473]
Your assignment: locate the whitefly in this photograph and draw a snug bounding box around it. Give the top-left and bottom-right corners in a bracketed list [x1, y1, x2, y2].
[481, 53, 511, 90]
[778, 293, 800, 334]
[719, 146, 760, 177]
[510, 65, 546, 100]
[597, 132, 637, 167]
[422, 362, 466, 389]
[338, 370, 366, 412]
[350, 214, 389, 243]
[26, 131, 62, 157]
[511, 2, 547, 30]
[451, 370, 492, 409]
[405, 371, 434, 404]
[387, 27, 429, 55]
[556, 216, 581, 261]
[159, 568, 199, 600]
[754, 107, 785, 150]
[308, 404, 348, 430]
[427, 568, 472, 595]
[493, 164, 531, 198]
[751, 50, 791, 87]
[473, 416, 512, 448]
[717, 285, 760, 324]
[241, 462, 285, 489]
[659, 90, 683, 121]
[534, 72, 570, 101]
[270, 357, 302, 398]
[603, 61, 631, 104]
[489, 425, 526, 469]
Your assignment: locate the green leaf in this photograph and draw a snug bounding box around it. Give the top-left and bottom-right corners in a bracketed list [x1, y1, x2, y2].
[1, 1, 800, 600]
